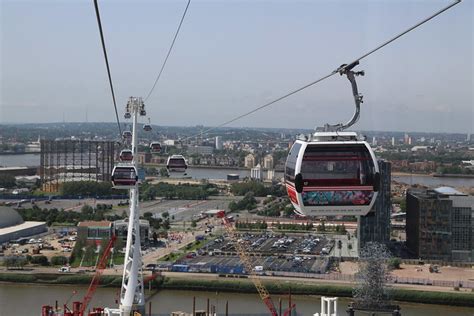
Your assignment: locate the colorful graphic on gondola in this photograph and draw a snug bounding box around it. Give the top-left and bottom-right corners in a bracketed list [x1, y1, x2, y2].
[302, 189, 373, 207]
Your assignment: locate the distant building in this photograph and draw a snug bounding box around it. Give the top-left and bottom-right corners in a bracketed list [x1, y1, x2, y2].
[391, 137, 395, 146]
[263, 154, 274, 169]
[0, 207, 47, 244]
[164, 139, 175, 146]
[411, 146, 429, 152]
[136, 153, 152, 164]
[77, 221, 113, 245]
[244, 154, 256, 168]
[187, 146, 214, 155]
[358, 160, 391, 251]
[372, 136, 377, 146]
[215, 136, 223, 150]
[266, 169, 275, 181]
[406, 187, 474, 262]
[250, 164, 262, 180]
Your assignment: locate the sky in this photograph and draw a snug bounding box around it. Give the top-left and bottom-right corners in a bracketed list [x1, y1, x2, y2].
[0, 0, 473, 134]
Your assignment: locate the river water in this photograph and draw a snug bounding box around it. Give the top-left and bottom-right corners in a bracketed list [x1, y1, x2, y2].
[1, 154, 472, 188]
[0, 284, 473, 316]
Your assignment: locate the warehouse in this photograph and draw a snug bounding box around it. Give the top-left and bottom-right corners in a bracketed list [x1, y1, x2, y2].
[0, 206, 47, 244]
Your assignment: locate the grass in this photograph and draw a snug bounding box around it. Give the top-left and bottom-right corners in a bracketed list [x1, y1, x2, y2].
[160, 237, 210, 262]
[1, 273, 473, 307]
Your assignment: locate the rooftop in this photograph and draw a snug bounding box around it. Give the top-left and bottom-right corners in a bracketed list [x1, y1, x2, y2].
[433, 187, 466, 196]
[77, 221, 111, 228]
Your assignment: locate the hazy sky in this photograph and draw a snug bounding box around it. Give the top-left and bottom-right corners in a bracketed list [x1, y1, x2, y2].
[1, 0, 473, 133]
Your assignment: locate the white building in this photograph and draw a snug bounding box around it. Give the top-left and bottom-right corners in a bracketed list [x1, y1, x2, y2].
[266, 169, 275, 181]
[164, 139, 175, 146]
[215, 136, 223, 150]
[250, 164, 262, 180]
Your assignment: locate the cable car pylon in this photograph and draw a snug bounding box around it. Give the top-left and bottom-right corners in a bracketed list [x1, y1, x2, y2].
[116, 97, 146, 315]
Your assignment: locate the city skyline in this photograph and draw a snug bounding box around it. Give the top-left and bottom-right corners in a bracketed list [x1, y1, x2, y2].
[1, 0, 473, 134]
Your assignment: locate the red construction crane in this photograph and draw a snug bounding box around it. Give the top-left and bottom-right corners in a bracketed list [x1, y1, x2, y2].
[217, 211, 279, 316]
[79, 235, 117, 316]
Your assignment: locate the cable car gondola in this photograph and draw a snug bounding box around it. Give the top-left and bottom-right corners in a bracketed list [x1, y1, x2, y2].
[111, 165, 138, 188]
[285, 132, 379, 217]
[143, 118, 152, 132]
[119, 149, 133, 162]
[122, 131, 132, 141]
[166, 155, 187, 172]
[150, 142, 162, 153]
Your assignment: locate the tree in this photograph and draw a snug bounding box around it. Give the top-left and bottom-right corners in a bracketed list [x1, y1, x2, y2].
[162, 211, 169, 219]
[191, 220, 197, 228]
[159, 167, 169, 178]
[30, 255, 49, 266]
[0, 175, 16, 188]
[51, 256, 68, 266]
[388, 257, 401, 270]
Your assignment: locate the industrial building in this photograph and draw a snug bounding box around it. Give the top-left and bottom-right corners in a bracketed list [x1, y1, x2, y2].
[358, 160, 392, 250]
[40, 139, 116, 192]
[0, 207, 47, 244]
[406, 187, 474, 262]
[77, 221, 113, 245]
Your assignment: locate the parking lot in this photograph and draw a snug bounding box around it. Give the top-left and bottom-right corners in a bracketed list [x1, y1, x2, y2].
[170, 232, 334, 275]
[203, 232, 334, 256]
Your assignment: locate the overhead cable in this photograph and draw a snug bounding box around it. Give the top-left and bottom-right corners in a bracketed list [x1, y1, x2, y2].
[180, 0, 461, 142]
[144, 0, 191, 101]
[93, 0, 122, 137]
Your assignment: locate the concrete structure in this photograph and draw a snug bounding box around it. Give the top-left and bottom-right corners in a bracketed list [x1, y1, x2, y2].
[314, 297, 338, 316]
[0, 207, 47, 244]
[114, 219, 149, 244]
[250, 164, 262, 180]
[358, 160, 391, 251]
[40, 139, 116, 192]
[215, 136, 223, 150]
[406, 187, 474, 262]
[244, 153, 255, 168]
[263, 154, 274, 169]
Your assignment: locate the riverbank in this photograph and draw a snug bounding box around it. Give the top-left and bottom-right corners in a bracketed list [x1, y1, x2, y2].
[1, 272, 473, 307]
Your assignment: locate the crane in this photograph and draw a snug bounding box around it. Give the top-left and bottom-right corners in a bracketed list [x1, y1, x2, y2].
[216, 211, 279, 316]
[79, 235, 117, 316]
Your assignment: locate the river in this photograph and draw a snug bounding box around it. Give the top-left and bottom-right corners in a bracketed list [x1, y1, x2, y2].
[1, 154, 472, 188]
[0, 284, 472, 316]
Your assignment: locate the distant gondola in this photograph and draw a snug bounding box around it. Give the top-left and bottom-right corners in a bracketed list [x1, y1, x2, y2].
[166, 155, 187, 172]
[122, 131, 132, 141]
[119, 149, 133, 162]
[285, 132, 379, 217]
[150, 142, 162, 153]
[111, 165, 138, 188]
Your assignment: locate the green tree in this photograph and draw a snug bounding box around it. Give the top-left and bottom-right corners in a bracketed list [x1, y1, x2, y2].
[51, 256, 68, 266]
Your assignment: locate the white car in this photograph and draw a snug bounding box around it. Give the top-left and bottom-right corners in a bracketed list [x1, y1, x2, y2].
[58, 266, 70, 273]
